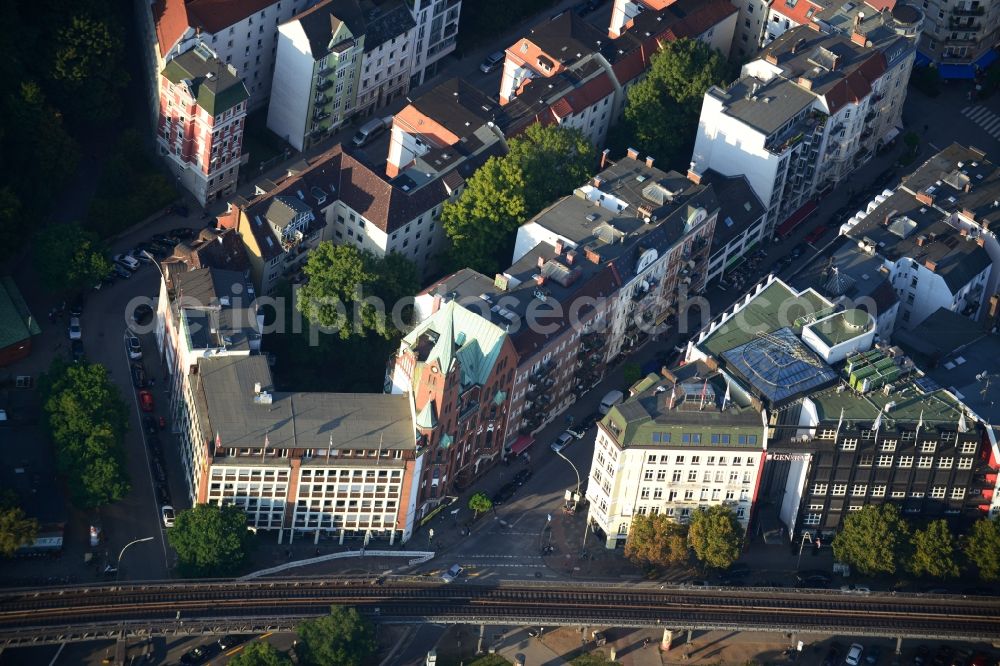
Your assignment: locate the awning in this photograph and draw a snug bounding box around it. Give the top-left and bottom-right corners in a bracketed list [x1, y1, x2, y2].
[914, 51, 932, 67]
[775, 200, 819, 238]
[939, 63, 976, 80]
[881, 126, 901, 144]
[976, 49, 998, 69]
[511, 435, 534, 455]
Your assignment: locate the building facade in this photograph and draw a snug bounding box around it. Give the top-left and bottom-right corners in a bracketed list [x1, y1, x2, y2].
[158, 45, 249, 205]
[407, 0, 461, 86]
[586, 366, 768, 548]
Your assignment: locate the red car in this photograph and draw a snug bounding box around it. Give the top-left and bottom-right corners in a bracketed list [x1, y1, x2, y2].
[139, 390, 155, 413]
[805, 225, 828, 244]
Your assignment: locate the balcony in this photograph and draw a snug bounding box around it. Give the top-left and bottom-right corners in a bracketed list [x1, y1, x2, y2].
[314, 94, 331, 106]
[950, 16, 982, 30]
[530, 360, 556, 383]
[315, 80, 333, 92]
[952, 5, 985, 16]
[581, 332, 605, 353]
[313, 111, 330, 122]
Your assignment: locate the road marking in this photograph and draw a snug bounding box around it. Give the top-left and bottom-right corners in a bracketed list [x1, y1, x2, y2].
[961, 106, 1000, 142]
[225, 632, 274, 657]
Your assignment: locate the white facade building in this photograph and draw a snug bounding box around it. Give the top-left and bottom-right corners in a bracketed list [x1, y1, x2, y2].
[408, 0, 461, 85]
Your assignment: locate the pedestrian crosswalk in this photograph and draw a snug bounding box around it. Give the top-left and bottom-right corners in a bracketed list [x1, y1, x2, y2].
[961, 105, 1000, 140]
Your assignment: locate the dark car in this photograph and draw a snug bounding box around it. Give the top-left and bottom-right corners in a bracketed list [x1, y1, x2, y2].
[146, 243, 172, 258]
[217, 634, 248, 650]
[513, 469, 533, 485]
[152, 459, 167, 483]
[170, 227, 197, 239]
[156, 483, 171, 506]
[152, 233, 180, 247]
[133, 244, 157, 262]
[791, 243, 808, 258]
[112, 264, 132, 279]
[492, 481, 518, 505]
[169, 205, 190, 218]
[144, 415, 158, 435]
[821, 645, 842, 666]
[133, 304, 154, 325]
[70, 339, 85, 362]
[132, 364, 147, 388]
[69, 296, 84, 317]
[180, 644, 218, 665]
[579, 412, 602, 431]
[796, 571, 831, 588]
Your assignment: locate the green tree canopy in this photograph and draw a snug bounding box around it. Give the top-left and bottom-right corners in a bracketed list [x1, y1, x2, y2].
[468, 492, 493, 518]
[40, 361, 130, 508]
[908, 519, 959, 579]
[443, 124, 595, 275]
[34, 221, 111, 293]
[50, 13, 127, 123]
[296, 606, 376, 666]
[167, 504, 253, 577]
[687, 505, 743, 569]
[229, 641, 292, 666]
[0, 503, 39, 556]
[619, 38, 731, 168]
[964, 516, 1000, 581]
[624, 514, 688, 568]
[296, 243, 418, 339]
[832, 504, 910, 576]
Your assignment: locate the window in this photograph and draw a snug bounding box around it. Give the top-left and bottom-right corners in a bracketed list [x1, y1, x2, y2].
[859, 454, 874, 467]
[941, 432, 956, 443]
[804, 513, 821, 526]
[921, 441, 937, 453]
[647, 454, 657, 464]
[918, 456, 933, 469]
[691, 456, 701, 465]
[653, 488, 663, 499]
[891, 491, 906, 499]
[710, 434, 730, 444]
[687, 471, 697, 482]
[675, 455, 685, 464]
[877, 455, 893, 467]
[951, 488, 966, 499]
[871, 485, 886, 497]
[930, 487, 946, 499]
[684, 490, 694, 500]
[898, 455, 913, 468]
[861, 429, 874, 439]
[729, 471, 739, 482]
[659, 455, 670, 464]
[911, 491, 925, 499]
[672, 470, 682, 482]
[957, 457, 974, 470]
[938, 457, 953, 469]
[961, 442, 977, 455]
[742, 471, 753, 483]
[737, 435, 758, 445]
[707, 456, 716, 465]
[812, 483, 828, 495]
[832, 484, 847, 496]
[640, 488, 650, 499]
[656, 470, 666, 481]
[703, 471, 712, 483]
[734, 456, 743, 466]
[809, 504, 824, 511]
[820, 428, 836, 440]
[851, 484, 867, 497]
[840, 439, 857, 451]
[880, 439, 897, 452]
[682, 433, 702, 444]
[643, 470, 654, 480]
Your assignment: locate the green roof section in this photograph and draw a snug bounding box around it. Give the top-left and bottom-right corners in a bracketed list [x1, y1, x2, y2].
[161, 44, 250, 116]
[0, 277, 40, 350]
[807, 309, 874, 348]
[809, 378, 964, 428]
[698, 279, 831, 357]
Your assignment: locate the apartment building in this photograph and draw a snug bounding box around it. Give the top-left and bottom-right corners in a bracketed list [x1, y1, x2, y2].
[160, 227, 251, 289]
[412, 247, 621, 448]
[407, 0, 462, 85]
[496, 1, 736, 148]
[586, 365, 767, 548]
[145, 0, 322, 116]
[691, 12, 919, 237]
[513, 152, 717, 358]
[729, 0, 773, 59]
[916, 0, 1000, 76]
[157, 45, 249, 205]
[267, 0, 417, 151]
[840, 147, 996, 330]
[386, 300, 518, 518]
[694, 169, 768, 284]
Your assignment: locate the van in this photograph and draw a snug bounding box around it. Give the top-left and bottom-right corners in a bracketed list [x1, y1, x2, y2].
[352, 117, 388, 147]
[598, 389, 624, 414]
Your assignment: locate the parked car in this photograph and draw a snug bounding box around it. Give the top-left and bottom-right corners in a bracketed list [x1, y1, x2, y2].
[113, 253, 140, 271]
[169, 227, 197, 239]
[67, 317, 82, 340]
[846, 643, 864, 666]
[139, 390, 155, 412]
[146, 243, 171, 258]
[841, 584, 871, 594]
[479, 51, 505, 73]
[126, 335, 142, 360]
[579, 412, 601, 431]
[152, 233, 179, 247]
[156, 483, 171, 506]
[352, 117, 389, 147]
[112, 264, 132, 279]
[133, 304, 154, 325]
[218, 635, 248, 650]
[913, 645, 929, 666]
[70, 339, 85, 363]
[492, 481, 518, 505]
[566, 425, 587, 439]
[132, 364, 148, 389]
[144, 415, 158, 435]
[169, 205, 191, 218]
[821, 645, 841, 666]
[134, 244, 157, 263]
[805, 225, 828, 244]
[69, 297, 84, 317]
[180, 644, 217, 665]
[161, 505, 175, 528]
[513, 469, 532, 485]
[550, 431, 574, 453]
[441, 563, 464, 583]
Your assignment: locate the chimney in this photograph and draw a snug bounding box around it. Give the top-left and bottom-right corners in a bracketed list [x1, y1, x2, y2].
[554, 240, 564, 255]
[593, 175, 604, 188]
[915, 192, 935, 206]
[990, 293, 1000, 318]
[254, 382, 262, 395]
[765, 53, 778, 65]
[792, 38, 806, 54]
[964, 182, 972, 193]
[962, 209, 977, 221]
[537, 255, 546, 269]
[924, 259, 937, 271]
[534, 274, 546, 286]
[797, 76, 814, 90]
[585, 247, 602, 264]
[565, 250, 577, 264]
[432, 294, 442, 313]
[851, 31, 869, 47]
[600, 148, 610, 169]
[645, 156, 655, 169]
[626, 147, 639, 160]
[916, 235, 926, 246]
[978, 237, 987, 247]
[831, 54, 840, 71]
[687, 169, 702, 184]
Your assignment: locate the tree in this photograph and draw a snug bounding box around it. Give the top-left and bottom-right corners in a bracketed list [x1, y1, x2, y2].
[443, 125, 594, 275]
[468, 492, 493, 518]
[50, 13, 128, 123]
[620, 38, 731, 168]
[296, 243, 417, 339]
[908, 519, 959, 579]
[622, 362, 643, 386]
[0, 505, 38, 556]
[34, 222, 112, 294]
[624, 514, 688, 568]
[167, 504, 253, 577]
[468, 656, 513, 666]
[570, 654, 621, 666]
[40, 361, 130, 509]
[832, 504, 910, 576]
[229, 641, 292, 666]
[964, 516, 1000, 581]
[296, 606, 376, 666]
[687, 505, 742, 569]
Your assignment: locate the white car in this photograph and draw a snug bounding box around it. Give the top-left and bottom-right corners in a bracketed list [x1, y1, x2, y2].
[441, 564, 463, 583]
[550, 431, 574, 453]
[113, 253, 140, 271]
[840, 584, 871, 594]
[161, 505, 175, 528]
[68, 317, 82, 340]
[126, 335, 143, 360]
[845, 643, 864, 666]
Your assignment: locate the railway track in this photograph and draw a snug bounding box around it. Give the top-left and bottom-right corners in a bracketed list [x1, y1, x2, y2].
[1, 578, 998, 646]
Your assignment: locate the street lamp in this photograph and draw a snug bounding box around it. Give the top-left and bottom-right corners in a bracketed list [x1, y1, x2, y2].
[553, 448, 581, 509]
[116, 536, 155, 581]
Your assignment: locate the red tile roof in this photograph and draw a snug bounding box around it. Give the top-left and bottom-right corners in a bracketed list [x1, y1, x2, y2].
[560, 72, 614, 115]
[769, 0, 823, 27]
[824, 52, 886, 113]
[154, 0, 280, 53]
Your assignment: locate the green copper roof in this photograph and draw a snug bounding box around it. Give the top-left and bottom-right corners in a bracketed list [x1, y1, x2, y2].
[415, 400, 437, 429]
[0, 277, 39, 350]
[162, 45, 250, 116]
[405, 300, 507, 389]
